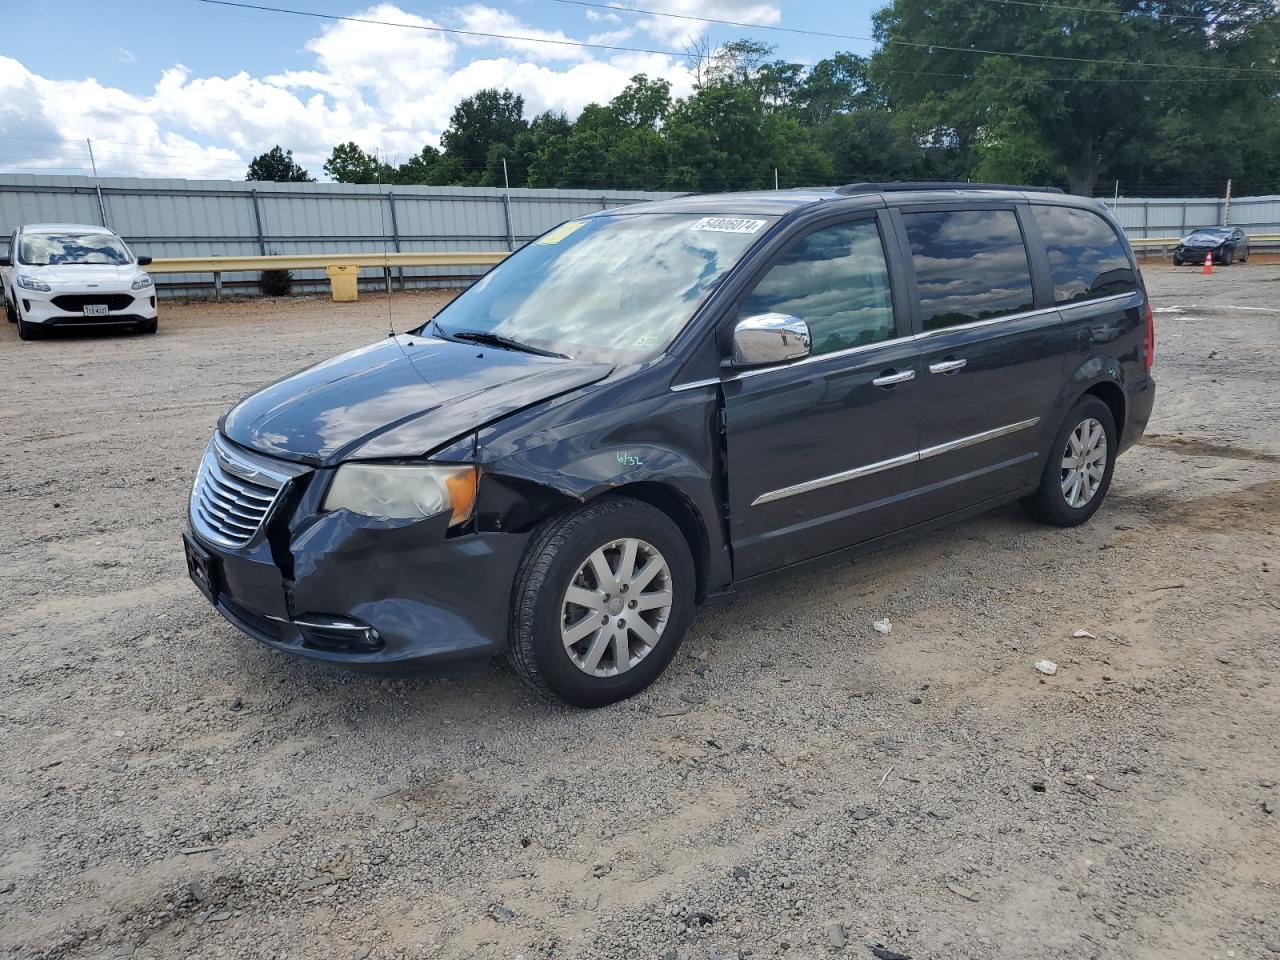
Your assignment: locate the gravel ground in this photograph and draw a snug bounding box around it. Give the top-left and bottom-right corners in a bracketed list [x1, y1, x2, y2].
[1, 266, 1277, 960]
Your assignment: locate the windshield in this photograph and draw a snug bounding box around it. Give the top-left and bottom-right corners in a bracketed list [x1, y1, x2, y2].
[1187, 228, 1230, 240]
[19, 233, 132, 266]
[427, 213, 774, 361]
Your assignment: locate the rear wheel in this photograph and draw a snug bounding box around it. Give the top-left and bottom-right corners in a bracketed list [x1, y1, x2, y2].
[508, 496, 695, 707]
[1021, 396, 1117, 528]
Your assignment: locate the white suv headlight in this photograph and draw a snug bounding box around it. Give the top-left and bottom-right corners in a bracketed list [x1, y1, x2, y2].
[17, 274, 51, 292]
[132, 274, 153, 290]
[323, 464, 479, 525]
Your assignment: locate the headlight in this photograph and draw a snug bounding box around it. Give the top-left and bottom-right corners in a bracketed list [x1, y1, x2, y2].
[323, 463, 479, 524]
[17, 274, 51, 292]
[132, 274, 153, 290]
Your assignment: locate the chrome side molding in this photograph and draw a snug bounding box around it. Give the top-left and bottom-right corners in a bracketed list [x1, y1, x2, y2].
[750, 417, 1041, 506]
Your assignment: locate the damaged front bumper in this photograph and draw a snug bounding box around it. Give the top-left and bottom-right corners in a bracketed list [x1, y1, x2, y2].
[184, 440, 528, 668]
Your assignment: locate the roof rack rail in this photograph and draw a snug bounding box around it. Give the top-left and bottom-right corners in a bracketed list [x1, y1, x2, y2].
[835, 181, 1065, 195]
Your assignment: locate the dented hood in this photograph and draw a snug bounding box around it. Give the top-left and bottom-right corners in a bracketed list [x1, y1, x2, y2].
[221, 333, 612, 465]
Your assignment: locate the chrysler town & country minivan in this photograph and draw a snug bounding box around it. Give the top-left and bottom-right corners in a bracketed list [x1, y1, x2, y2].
[184, 183, 1156, 706]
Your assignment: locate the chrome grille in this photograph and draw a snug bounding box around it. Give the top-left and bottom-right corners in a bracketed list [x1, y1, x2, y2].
[190, 435, 291, 548]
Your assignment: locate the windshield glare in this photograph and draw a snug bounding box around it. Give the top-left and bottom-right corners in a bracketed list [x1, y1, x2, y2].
[429, 213, 774, 361]
[19, 233, 132, 266]
[1188, 228, 1229, 239]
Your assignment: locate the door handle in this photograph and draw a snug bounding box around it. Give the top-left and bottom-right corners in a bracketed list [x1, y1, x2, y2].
[928, 358, 967, 375]
[872, 369, 916, 388]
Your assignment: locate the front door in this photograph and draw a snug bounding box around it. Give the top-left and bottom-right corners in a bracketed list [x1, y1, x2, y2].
[723, 213, 923, 578]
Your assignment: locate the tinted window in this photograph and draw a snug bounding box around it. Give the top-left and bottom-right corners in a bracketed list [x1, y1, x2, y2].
[902, 210, 1034, 331]
[1032, 206, 1137, 304]
[740, 219, 895, 356]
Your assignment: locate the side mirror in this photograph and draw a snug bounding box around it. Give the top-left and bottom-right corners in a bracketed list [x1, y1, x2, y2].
[136, 255, 153, 266]
[729, 313, 811, 367]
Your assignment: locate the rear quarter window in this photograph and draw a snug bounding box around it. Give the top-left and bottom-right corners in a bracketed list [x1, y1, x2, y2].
[1032, 205, 1137, 304]
[901, 209, 1035, 331]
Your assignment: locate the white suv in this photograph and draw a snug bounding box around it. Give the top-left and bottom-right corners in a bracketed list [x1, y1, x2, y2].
[2, 224, 158, 340]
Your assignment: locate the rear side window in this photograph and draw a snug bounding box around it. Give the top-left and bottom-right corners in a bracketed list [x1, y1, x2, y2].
[740, 218, 896, 356]
[901, 209, 1035, 331]
[1032, 205, 1137, 304]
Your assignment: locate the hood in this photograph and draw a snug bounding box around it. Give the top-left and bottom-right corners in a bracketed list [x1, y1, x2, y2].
[221, 333, 613, 465]
[1181, 233, 1226, 246]
[22, 262, 143, 286]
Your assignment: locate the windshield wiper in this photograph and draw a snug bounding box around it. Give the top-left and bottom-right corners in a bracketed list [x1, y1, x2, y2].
[442, 328, 569, 360]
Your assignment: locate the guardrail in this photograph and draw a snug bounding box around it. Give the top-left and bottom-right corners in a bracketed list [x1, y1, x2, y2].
[1130, 234, 1280, 256]
[147, 251, 510, 300]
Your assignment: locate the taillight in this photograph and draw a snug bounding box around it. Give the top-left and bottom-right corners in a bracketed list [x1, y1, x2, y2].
[1143, 301, 1155, 371]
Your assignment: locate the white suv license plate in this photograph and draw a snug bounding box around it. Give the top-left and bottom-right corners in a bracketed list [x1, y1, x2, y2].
[83, 304, 109, 316]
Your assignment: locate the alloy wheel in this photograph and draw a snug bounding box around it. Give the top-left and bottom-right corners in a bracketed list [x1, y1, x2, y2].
[1061, 417, 1107, 509]
[560, 537, 672, 677]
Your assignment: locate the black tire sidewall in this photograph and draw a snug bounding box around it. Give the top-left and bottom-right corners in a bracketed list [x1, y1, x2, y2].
[1037, 397, 1118, 526]
[515, 498, 695, 707]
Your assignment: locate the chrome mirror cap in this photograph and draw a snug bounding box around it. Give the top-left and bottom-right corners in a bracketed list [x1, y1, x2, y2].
[731, 313, 812, 367]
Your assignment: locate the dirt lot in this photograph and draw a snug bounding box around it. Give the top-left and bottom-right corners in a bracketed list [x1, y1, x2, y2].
[1, 265, 1278, 960]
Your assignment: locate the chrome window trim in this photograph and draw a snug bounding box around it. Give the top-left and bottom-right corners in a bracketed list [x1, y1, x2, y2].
[700, 292, 1140, 388]
[750, 416, 1041, 507]
[725, 334, 917, 382]
[915, 304, 1058, 339]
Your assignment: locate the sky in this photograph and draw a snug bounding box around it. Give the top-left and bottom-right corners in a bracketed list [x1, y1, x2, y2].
[0, 0, 881, 181]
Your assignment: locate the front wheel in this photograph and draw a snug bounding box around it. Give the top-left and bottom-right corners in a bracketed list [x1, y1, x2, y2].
[508, 496, 695, 707]
[16, 315, 45, 341]
[139, 319, 158, 334]
[1021, 396, 1117, 527]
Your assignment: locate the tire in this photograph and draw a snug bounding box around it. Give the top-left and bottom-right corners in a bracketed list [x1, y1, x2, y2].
[16, 315, 45, 341]
[1021, 396, 1118, 528]
[508, 496, 695, 707]
[4, 295, 15, 323]
[1222, 247, 1234, 266]
[1172, 255, 1183, 266]
[139, 319, 158, 334]
[1240, 246, 1249, 263]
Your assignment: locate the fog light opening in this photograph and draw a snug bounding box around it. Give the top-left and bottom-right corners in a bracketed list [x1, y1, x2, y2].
[294, 615, 382, 652]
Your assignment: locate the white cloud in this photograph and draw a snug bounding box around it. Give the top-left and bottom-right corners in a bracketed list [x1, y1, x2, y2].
[0, 3, 700, 180]
[113, 48, 137, 64]
[626, 0, 782, 48]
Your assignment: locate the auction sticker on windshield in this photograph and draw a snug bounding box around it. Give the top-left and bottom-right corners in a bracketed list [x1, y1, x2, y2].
[536, 221, 588, 245]
[692, 217, 767, 234]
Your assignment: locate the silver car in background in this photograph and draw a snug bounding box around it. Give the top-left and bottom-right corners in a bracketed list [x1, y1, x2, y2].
[1, 223, 158, 340]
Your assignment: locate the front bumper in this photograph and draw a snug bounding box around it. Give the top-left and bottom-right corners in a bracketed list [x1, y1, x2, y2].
[1174, 246, 1222, 263]
[17, 287, 157, 326]
[186, 502, 529, 669]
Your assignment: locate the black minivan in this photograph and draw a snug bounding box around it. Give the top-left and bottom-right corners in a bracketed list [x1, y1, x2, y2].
[184, 183, 1156, 706]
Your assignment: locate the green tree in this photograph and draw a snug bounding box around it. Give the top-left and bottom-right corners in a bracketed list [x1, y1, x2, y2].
[439, 88, 528, 183]
[323, 142, 394, 183]
[245, 145, 313, 182]
[870, 0, 1280, 194]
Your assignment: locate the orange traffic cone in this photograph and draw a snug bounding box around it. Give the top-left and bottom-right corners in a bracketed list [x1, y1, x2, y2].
[1202, 252, 1213, 275]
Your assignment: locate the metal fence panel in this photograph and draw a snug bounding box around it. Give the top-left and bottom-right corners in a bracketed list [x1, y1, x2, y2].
[6, 174, 1279, 296]
[0, 174, 681, 296]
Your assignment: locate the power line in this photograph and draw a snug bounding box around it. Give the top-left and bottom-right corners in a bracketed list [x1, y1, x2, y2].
[546, 0, 1280, 75]
[193, 0, 689, 57]
[963, 0, 1278, 24]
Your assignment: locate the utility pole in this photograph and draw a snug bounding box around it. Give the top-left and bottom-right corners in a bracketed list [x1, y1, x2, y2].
[1223, 179, 1233, 225]
[774, 168, 779, 191]
[86, 138, 109, 227]
[1113, 180, 1119, 206]
[502, 157, 510, 191]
